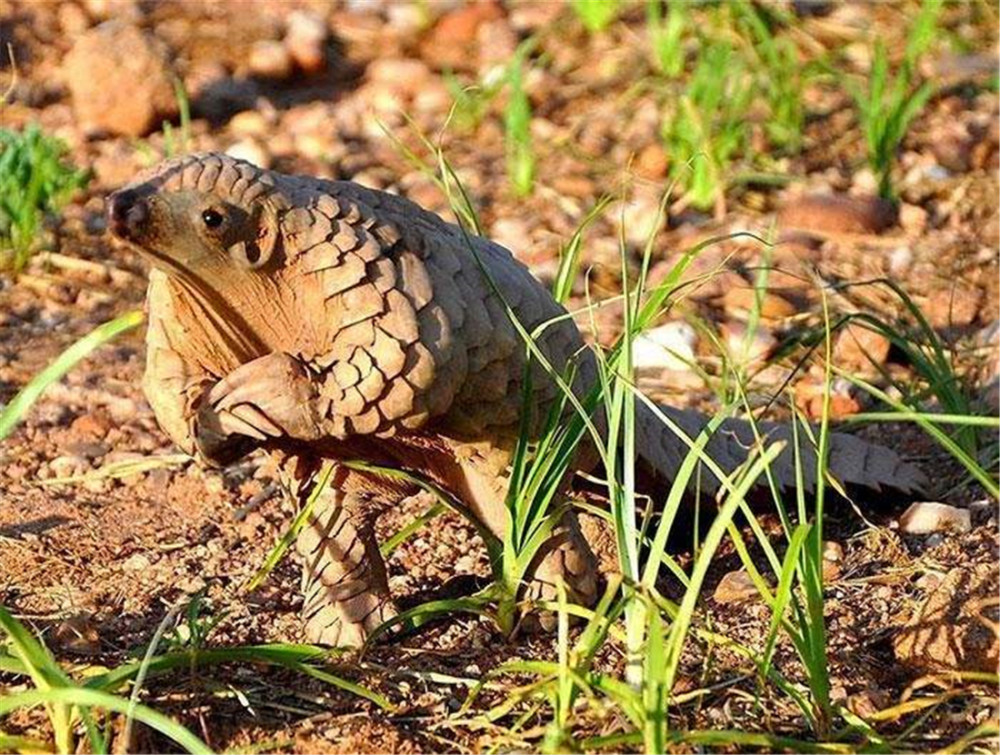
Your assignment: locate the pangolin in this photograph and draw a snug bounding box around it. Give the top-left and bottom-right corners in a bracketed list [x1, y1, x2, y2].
[106, 153, 925, 647]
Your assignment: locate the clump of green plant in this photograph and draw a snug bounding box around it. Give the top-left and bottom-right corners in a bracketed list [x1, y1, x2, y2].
[731, 1, 805, 152]
[646, 0, 687, 78]
[847, 0, 942, 200]
[0, 124, 90, 273]
[662, 40, 755, 213]
[571, 0, 620, 34]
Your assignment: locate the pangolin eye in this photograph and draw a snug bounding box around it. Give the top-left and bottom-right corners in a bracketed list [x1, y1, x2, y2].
[201, 209, 225, 229]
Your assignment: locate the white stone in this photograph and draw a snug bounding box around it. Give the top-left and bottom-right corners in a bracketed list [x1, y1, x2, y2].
[632, 321, 697, 371]
[899, 502, 972, 535]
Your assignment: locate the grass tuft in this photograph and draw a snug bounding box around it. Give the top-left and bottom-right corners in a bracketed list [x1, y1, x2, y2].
[0, 124, 90, 273]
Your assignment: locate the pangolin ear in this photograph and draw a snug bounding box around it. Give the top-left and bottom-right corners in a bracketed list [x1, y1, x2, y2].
[229, 204, 280, 270]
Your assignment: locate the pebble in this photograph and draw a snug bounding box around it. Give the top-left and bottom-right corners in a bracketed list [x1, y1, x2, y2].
[248, 39, 293, 80]
[898, 502, 972, 535]
[64, 440, 110, 460]
[490, 217, 532, 254]
[632, 321, 697, 371]
[898, 203, 928, 235]
[226, 138, 271, 169]
[635, 143, 668, 180]
[615, 187, 664, 248]
[832, 323, 891, 375]
[721, 287, 797, 322]
[53, 613, 101, 655]
[778, 194, 898, 235]
[49, 454, 90, 479]
[712, 569, 759, 604]
[123, 552, 152, 571]
[285, 10, 328, 73]
[229, 110, 270, 138]
[822, 540, 844, 583]
[720, 321, 776, 364]
[888, 246, 913, 276]
[63, 21, 178, 137]
[924, 285, 983, 328]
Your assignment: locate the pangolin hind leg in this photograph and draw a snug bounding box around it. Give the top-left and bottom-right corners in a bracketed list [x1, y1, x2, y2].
[454, 446, 599, 618]
[286, 463, 400, 647]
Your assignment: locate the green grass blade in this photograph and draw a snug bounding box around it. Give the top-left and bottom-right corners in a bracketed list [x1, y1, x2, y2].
[0, 689, 210, 754]
[0, 310, 144, 440]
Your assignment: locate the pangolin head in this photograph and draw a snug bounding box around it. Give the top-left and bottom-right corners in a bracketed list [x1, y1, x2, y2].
[107, 153, 286, 281]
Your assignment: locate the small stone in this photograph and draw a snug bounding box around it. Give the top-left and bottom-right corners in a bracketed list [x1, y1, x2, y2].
[226, 139, 271, 169]
[898, 203, 928, 235]
[720, 321, 776, 364]
[123, 552, 152, 572]
[898, 502, 972, 535]
[721, 287, 797, 322]
[64, 440, 110, 460]
[285, 10, 328, 74]
[615, 187, 664, 248]
[894, 563, 999, 673]
[490, 217, 532, 255]
[635, 143, 668, 180]
[69, 410, 113, 439]
[229, 110, 270, 138]
[63, 21, 179, 137]
[53, 613, 101, 655]
[822, 540, 844, 583]
[924, 286, 983, 328]
[888, 246, 913, 276]
[58, 3, 91, 34]
[778, 194, 898, 235]
[847, 686, 889, 718]
[832, 323, 891, 375]
[249, 39, 293, 80]
[419, 1, 502, 71]
[713, 570, 759, 604]
[49, 454, 90, 479]
[632, 321, 697, 372]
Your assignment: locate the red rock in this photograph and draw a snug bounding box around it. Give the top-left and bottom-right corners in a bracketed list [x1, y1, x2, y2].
[778, 194, 898, 235]
[419, 1, 503, 70]
[832, 323, 891, 374]
[63, 21, 178, 137]
[923, 286, 983, 328]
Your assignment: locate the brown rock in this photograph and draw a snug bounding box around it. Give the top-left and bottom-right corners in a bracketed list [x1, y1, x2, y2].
[924, 285, 983, 328]
[713, 570, 759, 604]
[721, 286, 797, 322]
[822, 540, 844, 583]
[778, 194, 898, 235]
[635, 143, 668, 180]
[63, 21, 178, 137]
[832, 323, 891, 374]
[285, 10, 328, 74]
[419, 1, 503, 70]
[69, 409, 113, 440]
[53, 613, 101, 655]
[249, 39, 293, 80]
[893, 563, 999, 673]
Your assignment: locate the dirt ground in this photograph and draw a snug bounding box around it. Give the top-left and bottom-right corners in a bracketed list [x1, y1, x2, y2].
[1, 1, 998, 752]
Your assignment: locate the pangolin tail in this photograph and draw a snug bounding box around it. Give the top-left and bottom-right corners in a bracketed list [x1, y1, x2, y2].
[633, 400, 927, 495]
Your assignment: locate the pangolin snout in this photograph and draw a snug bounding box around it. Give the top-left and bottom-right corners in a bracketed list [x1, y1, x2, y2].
[106, 190, 149, 240]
